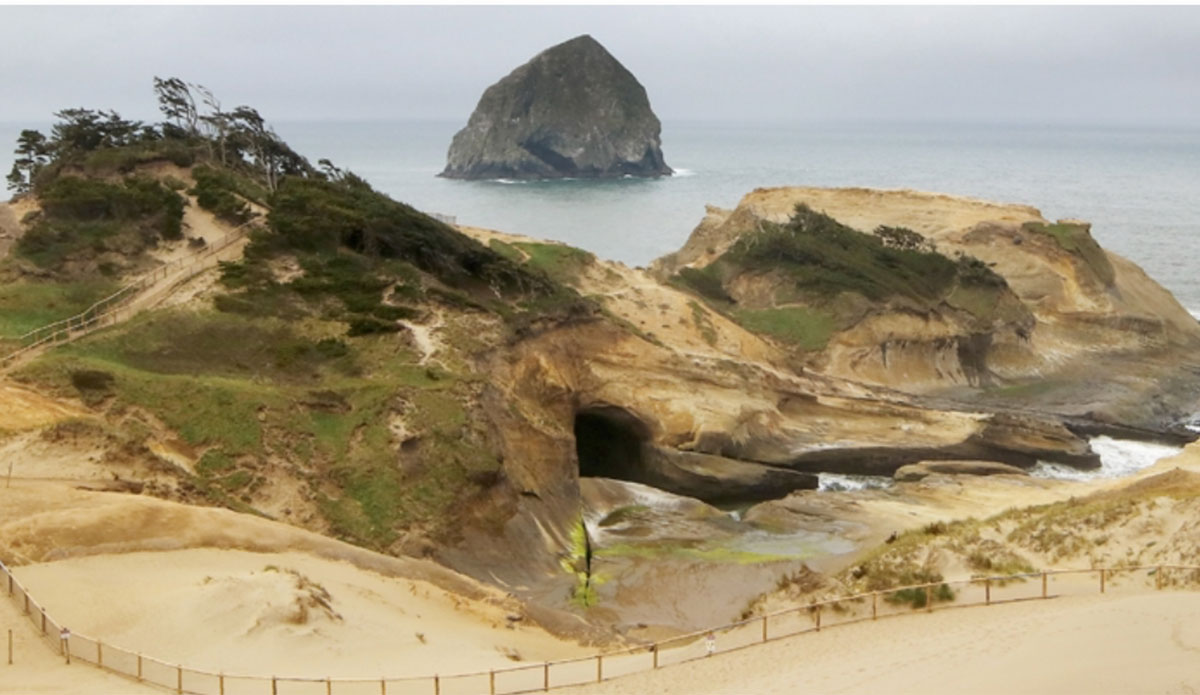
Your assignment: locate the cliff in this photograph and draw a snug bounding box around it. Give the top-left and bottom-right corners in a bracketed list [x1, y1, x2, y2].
[652, 187, 1200, 433]
[440, 35, 672, 181]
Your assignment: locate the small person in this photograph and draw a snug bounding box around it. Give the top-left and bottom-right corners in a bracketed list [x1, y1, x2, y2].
[705, 631, 715, 657]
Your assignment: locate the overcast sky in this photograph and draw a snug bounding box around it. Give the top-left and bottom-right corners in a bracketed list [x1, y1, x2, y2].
[1, 5, 1199, 127]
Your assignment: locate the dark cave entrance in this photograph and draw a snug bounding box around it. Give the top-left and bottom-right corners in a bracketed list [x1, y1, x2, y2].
[574, 406, 651, 482]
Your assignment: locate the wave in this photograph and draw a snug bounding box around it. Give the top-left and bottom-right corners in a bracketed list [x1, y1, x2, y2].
[672, 168, 696, 178]
[1029, 435, 1181, 482]
[1190, 307, 1200, 321]
[818, 472, 894, 492]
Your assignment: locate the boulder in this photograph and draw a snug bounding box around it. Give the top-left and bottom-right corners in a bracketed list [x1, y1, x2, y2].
[894, 460, 1029, 482]
[440, 35, 672, 181]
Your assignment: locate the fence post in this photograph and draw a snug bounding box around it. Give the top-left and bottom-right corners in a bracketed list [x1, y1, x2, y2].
[596, 654, 603, 683]
[137, 655, 143, 681]
[218, 673, 224, 695]
[872, 592, 878, 620]
[814, 604, 821, 631]
[176, 666, 182, 694]
[1041, 572, 1047, 599]
[543, 663, 549, 691]
[381, 677, 386, 694]
[7, 629, 11, 666]
[490, 669, 496, 695]
[761, 614, 768, 642]
[97, 641, 102, 667]
[434, 674, 440, 695]
[985, 578, 991, 605]
[1100, 569, 1106, 594]
[653, 645, 659, 669]
[41, 609, 45, 633]
[326, 677, 332, 695]
[272, 676, 278, 695]
[925, 585, 933, 613]
[1156, 566, 1163, 590]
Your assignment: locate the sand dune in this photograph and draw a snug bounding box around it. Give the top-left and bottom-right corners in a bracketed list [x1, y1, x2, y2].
[14, 549, 588, 680]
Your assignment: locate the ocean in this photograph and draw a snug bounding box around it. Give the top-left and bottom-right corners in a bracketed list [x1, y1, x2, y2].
[4, 118, 1199, 313]
[269, 119, 1200, 315]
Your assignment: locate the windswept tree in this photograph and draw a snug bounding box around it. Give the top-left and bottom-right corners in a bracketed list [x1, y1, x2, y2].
[228, 106, 312, 192]
[153, 76, 199, 137]
[195, 84, 231, 165]
[49, 108, 144, 156]
[6, 129, 50, 193]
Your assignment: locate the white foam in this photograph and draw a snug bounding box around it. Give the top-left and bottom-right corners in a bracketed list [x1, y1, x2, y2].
[818, 473, 894, 492]
[672, 168, 696, 177]
[1029, 436, 1181, 482]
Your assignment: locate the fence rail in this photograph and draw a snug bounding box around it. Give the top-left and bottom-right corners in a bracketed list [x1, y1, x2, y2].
[0, 223, 252, 369]
[4, 557, 1200, 695]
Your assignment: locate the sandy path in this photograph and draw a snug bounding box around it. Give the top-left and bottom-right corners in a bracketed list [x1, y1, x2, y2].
[0, 588, 160, 694]
[564, 591, 1200, 695]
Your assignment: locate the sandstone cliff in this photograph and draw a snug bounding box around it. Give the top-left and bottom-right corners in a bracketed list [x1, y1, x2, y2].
[440, 35, 671, 180]
[651, 187, 1200, 433]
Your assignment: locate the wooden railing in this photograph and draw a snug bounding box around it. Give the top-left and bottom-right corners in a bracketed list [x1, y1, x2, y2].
[4, 558, 1198, 695]
[0, 224, 252, 369]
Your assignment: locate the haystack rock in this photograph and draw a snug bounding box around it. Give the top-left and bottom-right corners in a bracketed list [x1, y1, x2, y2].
[440, 35, 672, 181]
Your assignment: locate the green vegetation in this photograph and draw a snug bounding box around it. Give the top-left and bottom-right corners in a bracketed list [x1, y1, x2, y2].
[189, 165, 259, 223]
[562, 516, 598, 607]
[687, 300, 718, 346]
[673, 265, 732, 303]
[724, 205, 963, 304]
[0, 279, 118, 339]
[1023, 221, 1115, 286]
[669, 205, 1022, 353]
[511, 241, 594, 285]
[17, 175, 185, 271]
[730, 306, 835, 351]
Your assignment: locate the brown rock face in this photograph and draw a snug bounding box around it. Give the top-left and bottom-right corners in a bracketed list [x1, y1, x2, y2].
[894, 460, 1029, 482]
[441, 35, 671, 180]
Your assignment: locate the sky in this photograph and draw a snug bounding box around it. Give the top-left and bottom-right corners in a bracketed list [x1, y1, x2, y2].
[1, 5, 1199, 127]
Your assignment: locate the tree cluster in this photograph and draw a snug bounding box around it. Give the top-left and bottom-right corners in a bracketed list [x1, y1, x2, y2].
[7, 76, 314, 196]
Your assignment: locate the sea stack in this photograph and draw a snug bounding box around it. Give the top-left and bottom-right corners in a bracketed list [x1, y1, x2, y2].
[440, 35, 672, 181]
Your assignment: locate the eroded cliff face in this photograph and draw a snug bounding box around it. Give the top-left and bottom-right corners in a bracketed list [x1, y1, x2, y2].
[650, 187, 1200, 431]
[438, 242, 1110, 592]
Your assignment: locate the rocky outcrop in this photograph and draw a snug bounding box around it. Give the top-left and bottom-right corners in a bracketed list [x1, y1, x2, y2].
[650, 187, 1200, 432]
[440, 35, 671, 181]
[893, 460, 1028, 482]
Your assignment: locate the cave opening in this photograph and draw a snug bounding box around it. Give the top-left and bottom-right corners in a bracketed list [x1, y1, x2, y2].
[574, 406, 651, 482]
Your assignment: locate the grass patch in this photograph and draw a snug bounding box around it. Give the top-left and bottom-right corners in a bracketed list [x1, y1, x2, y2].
[511, 241, 594, 285]
[0, 279, 119, 339]
[687, 300, 718, 346]
[730, 306, 835, 351]
[1023, 221, 1115, 286]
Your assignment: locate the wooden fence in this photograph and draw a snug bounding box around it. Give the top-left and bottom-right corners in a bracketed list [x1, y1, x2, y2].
[0, 223, 252, 369]
[4, 557, 1199, 695]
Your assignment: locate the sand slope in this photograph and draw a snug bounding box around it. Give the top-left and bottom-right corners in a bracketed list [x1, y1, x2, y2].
[14, 549, 587, 679]
[564, 592, 1200, 695]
